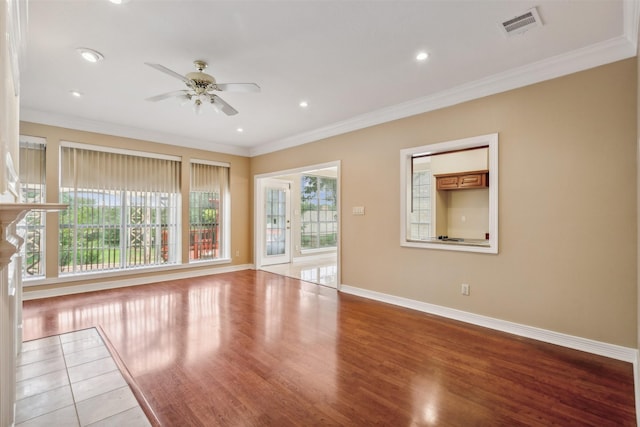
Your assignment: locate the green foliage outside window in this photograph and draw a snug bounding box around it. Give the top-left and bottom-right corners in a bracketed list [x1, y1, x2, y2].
[300, 175, 337, 250]
[59, 191, 172, 271]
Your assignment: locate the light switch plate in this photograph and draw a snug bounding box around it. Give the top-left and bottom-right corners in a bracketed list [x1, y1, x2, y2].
[352, 206, 365, 215]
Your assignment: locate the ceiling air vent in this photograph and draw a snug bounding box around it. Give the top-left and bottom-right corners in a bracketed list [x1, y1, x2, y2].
[499, 7, 543, 37]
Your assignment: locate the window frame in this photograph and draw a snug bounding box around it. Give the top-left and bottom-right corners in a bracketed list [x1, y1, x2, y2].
[409, 169, 432, 241]
[399, 133, 498, 254]
[299, 174, 338, 251]
[58, 141, 182, 275]
[18, 135, 47, 280]
[189, 159, 231, 263]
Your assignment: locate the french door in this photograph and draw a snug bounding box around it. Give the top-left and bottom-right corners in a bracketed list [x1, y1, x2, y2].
[262, 180, 291, 266]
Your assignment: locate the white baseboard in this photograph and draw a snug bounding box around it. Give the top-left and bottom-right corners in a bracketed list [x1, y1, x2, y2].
[340, 284, 638, 363]
[23, 264, 255, 300]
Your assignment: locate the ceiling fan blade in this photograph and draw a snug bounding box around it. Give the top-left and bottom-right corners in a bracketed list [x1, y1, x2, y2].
[145, 90, 189, 102]
[212, 95, 239, 116]
[215, 83, 261, 93]
[145, 63, 191, 84]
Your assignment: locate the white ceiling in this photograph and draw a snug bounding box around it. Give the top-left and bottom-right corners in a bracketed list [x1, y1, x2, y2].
[20, 0, 638, 157]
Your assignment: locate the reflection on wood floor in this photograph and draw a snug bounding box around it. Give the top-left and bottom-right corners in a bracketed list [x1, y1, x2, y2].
[260, 254, 337, 287]
[23, 270, 635, 426]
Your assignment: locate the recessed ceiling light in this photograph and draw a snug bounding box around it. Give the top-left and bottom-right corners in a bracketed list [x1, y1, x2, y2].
[237, 128, 244, 133]
[70, 90, 83, 97]
[299, 101, 308, 108]
[109, 0, 131, 4]
[416, 52, 429, 61]
[77, 48, 104, 63]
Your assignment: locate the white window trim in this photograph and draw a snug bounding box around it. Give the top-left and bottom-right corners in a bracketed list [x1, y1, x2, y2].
[58, 144, 183, 274]
[399, 133, 498, 254]
[22, 257, 232, 288]
[300, 174, 338, 251]
[254, 160, 341, 271]
[20, 135, 47, 145]
[188, 160, 231, 261]
[19, 135, 48, 279]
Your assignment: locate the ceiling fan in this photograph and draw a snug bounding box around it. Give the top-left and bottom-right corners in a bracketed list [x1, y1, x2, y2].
[145, 60, 260, 115]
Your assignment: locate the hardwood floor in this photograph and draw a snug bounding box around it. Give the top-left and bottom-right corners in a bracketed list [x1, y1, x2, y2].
[23, 270, 635, 426]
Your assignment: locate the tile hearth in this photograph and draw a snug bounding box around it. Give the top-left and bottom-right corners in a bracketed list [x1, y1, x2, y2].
[15, 328, 150, 426]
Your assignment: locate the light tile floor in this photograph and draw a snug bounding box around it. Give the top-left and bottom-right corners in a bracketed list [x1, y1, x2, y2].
[260, 254, 338, 287]
[16, 328, 151, 427]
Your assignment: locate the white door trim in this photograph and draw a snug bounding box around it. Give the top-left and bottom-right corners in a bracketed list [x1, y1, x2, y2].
[254, 160, 341, 287]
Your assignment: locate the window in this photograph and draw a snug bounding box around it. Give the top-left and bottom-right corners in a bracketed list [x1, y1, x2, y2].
[18, 136, 46, 279]
[59, 144, 181, 274]
[400, 133, 498, 254]
[189, 161, 230, 261]
[410, 168, 432, 241]
[300, 175, 337, 250]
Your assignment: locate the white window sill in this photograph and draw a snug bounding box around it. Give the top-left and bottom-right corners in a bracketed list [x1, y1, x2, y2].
[23, 258, 232, 288]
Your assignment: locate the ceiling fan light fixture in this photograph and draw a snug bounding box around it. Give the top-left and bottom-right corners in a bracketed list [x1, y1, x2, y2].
[193, 98, 204, 115]
[208, 95, 221, 114]
[145, 60, 256, 116]
[77, 48, 104, 63]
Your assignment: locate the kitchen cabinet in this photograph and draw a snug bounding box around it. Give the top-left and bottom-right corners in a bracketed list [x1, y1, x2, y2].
[435, 170, 488, 190]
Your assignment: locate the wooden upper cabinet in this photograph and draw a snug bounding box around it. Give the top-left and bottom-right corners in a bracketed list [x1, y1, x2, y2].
[436, 176, 459, 190]
[435, 170, 489, 190]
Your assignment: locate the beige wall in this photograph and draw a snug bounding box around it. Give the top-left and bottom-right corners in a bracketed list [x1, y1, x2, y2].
[19, 122, 251, 294]
[446, 189, 489, 239]
[252, 58, 638, 347]
[430, 148, 488, 174]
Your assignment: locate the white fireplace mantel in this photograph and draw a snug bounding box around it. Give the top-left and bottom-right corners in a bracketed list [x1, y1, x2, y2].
[0, 203, 66, 267]
[0, 202, 66, 427]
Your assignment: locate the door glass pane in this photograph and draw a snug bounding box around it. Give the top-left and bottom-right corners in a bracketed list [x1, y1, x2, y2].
[266, 188, 286, 256]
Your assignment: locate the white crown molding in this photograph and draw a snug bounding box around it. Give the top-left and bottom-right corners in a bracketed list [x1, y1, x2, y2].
[340, 285, 638, 363]
[22, 263, 254, 300]
[624, 0, 640, 51]
[251, 34, 636, 157]
[20, 108, 251, 157]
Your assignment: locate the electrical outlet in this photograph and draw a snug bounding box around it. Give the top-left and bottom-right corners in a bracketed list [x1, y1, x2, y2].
[235, 250, 240, 257]
[461, 283, 470, 296]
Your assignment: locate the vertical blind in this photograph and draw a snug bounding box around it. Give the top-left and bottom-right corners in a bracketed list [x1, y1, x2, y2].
[19, 140, 46, 188]
[19, 139, 46, 278]
[190, 161, 229, 192]
[60, 147, 180, 192]
[59, 145, 181, 274]
[189, 161, 229, 261]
